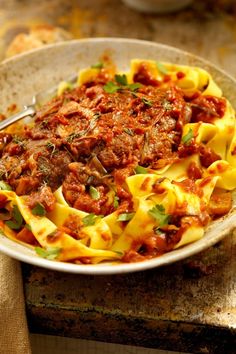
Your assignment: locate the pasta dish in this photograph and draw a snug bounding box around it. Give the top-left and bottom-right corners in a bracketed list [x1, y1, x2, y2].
[0, 59, 236, 264]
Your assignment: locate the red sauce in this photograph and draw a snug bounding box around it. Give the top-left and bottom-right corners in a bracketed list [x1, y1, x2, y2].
[133, 63, 160, 86]
[0, 66, 229, 262]
[191, 95, 226, 123]
[187, 161, 202, 180]
[176, 71, 186, 80]
[173, 179, 203, 197]
[140, 177, 151, 191]
[231, 146, 236, 155]
[0, 195, 8, 208]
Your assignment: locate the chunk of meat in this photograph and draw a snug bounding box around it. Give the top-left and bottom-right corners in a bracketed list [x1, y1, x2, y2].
[27, 185, 56, 212]
[16, 227, 37, 245]
[207, 190, 232, 217]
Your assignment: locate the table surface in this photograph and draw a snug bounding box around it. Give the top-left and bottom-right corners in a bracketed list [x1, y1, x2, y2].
[1, 1, 236, 353]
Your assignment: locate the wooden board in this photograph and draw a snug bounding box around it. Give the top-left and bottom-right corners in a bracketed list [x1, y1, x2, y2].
[1, 0, 236, 352]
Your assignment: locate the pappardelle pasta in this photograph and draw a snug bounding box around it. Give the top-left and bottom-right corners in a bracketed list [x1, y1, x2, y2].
[0, 59, 236, 264]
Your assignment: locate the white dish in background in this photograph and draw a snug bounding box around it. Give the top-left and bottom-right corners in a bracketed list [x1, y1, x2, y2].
[122, 0, 193, 13]
[0, 38, 236, 274]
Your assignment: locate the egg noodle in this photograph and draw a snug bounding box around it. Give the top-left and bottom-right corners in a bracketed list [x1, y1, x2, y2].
[0, 59, 236, 264]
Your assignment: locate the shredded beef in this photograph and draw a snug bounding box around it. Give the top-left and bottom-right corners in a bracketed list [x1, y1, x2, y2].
[0, 74, 226, 214]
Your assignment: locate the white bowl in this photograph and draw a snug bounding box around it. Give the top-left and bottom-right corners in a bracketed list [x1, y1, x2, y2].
[122, 0, 193, 13]
[1, 38, 236, 274]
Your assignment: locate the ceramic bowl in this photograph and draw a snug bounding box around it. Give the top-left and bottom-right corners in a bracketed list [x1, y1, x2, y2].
[122, 0, 193, 14]
[0, 38, 236, 274]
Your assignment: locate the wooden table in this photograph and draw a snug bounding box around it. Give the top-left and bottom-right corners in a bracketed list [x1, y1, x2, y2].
[1, 1, 236, 353]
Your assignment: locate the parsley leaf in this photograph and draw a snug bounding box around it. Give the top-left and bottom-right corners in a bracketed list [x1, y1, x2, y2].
[124, 128, 134, 136]
[148, 204, 170, 227]
[0, 181, 12, 191]
[142, 98, 153, 107]
[156, 61, 168, 75]
[128, 83, 142, 92]
[91, 62, 104, 69]
[114, 250, 124, 256]
[135, 165, 148, 174]
[182, 128, 194, 146]
[113, 195, 119, 209]
[104, 73, 142, 94]
[117, 212, 135, 222]
[25, 224, 32, 231]
[115, 74, 128, 86]
[66, 132, 84, 142]
[89, 186, 100, 200]
[104, 81, 120, 93]
[5, 205, 23, 230]
[35, 246, 61, 260]
[32, 203, 46, 216]
[82, 213, 102, 226]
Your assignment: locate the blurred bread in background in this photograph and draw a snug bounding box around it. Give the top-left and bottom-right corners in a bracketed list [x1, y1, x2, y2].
[5, 24, 73, 58]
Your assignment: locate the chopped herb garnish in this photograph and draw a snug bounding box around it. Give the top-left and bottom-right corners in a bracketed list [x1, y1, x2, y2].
[32, 203, 46, 217]
[117, 212, 135, 222]
[115, 74, 128, 86]
[135, 165, 148, 174]
[89, 186, 100, 200]
[5, 205, 23, 230]
[124, 128, 134, 136]
[182, 128, 194, 146]
[39, 163, 50, 176]
[12, 136, 25, 149]
[162, 99, 172, 111]
[103, 81, 120, 94]
[46, 141, 57, 155]
[82, 213, 102, 226]
[12, 136, 23, 144]
[91, 62, 104, 69]
[148, 204, 170, 227]
[0, 181, 12, 191]
[66, 132, 83, 142]
[39, 120, 49, 130]
[35, 246, 61, 260]
[131, 92, 138, 98]
[113, 195, 119, 209]
[128, 83, 142, 92]
[93, 112, 101, 120]
[114, 250, 124, 256]
[0, 170, 6, 179]
[156, 61, 168, 75]
[104, 75, 142, 94]
[25, 224, 32, 231]
[153, 227, 163, 235]
[38, 156, 51, 177]
[142, 98, 153, 107]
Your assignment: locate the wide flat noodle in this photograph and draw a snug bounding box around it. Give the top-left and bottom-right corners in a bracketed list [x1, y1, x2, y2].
[0, 190, 119, 263]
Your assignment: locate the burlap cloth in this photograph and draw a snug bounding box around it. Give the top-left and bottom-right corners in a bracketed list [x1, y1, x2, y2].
[0, 24, 74, 354]
[0, 253, 31, 354]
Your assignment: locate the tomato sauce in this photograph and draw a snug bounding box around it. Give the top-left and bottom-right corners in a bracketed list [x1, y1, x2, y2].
[0, 65, 229, 262]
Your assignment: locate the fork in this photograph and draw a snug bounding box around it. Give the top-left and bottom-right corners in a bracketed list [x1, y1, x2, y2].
[0, 74, 77, 130]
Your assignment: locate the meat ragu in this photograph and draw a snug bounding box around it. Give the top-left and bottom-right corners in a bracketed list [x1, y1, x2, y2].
[0, 60, 234, 264]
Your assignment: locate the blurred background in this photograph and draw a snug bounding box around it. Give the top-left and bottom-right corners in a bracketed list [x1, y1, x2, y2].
[1, 0, 236, 77]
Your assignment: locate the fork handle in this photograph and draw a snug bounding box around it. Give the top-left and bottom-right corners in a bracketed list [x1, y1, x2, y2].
[0, 105, 36, 130]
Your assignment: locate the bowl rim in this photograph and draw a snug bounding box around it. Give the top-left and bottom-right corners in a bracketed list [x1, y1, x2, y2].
[1, 37, 236, 84]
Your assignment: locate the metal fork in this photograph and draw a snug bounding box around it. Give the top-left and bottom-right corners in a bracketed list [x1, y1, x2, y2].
[0, 74, 78, 130]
